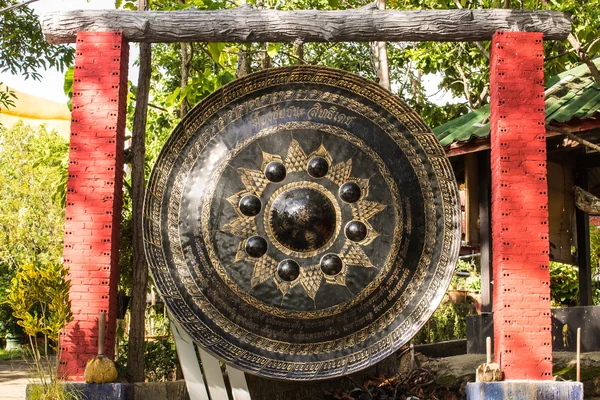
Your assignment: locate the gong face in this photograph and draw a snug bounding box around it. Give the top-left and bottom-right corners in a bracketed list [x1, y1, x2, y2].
[143, 66, 461, 380]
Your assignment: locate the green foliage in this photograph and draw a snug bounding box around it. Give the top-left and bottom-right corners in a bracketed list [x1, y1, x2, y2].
[63, 66, 74, 112]
[550, 261, 580, 306]
[5, 262, 74, 400]
[590, 224, 600, 283]
[386, 0, 600, 123]
[27, 383, 80, 400]
[0, 347, 22, 361]
[0, 123, 68, 344]
[413, 301, 476, 344]
[450, 258, 475, 290]
[144, 339, 178, 382]
[7, 262, 73, 343]
[116, 338, 178, 382]
[0, 84, 16, 109]
[550, 260, 600, 306]
[550, 225, 600, 306]
[466, 272, 481, 293]
[0, 123, 70, 397]
[130, 0, 600, 147]
[0, 302, 22, 337]
[0, 1, 74, 80]
[0, 123, 68, 269]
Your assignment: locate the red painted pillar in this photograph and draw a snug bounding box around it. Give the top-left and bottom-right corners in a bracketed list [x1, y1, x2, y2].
[490, 31, 551, 380]
[60, 32, 129, 380]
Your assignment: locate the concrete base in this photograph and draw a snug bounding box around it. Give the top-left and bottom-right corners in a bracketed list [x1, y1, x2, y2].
[27, 383, 134, 400]
[467, 381, 583, 400]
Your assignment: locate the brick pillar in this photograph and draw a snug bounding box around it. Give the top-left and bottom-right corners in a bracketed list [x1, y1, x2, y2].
[60, 32, 129, 380]
[490, 31, 552, 380]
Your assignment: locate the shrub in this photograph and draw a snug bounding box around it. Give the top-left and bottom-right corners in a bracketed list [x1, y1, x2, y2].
[5, 262, 75, 400]
[413, 301, 476, 344]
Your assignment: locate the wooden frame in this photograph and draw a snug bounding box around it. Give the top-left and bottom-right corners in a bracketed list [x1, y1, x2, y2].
[41, 6, 570, 44]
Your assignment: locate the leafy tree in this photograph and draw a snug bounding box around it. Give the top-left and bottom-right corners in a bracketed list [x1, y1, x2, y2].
[0, 123, 67, 269]
[0, 123, 68, 344]
[385, 0, 600, 124]
[0, 1, 74, 110]
[132, 0, 600, 132]
[0, 0, 74, 80]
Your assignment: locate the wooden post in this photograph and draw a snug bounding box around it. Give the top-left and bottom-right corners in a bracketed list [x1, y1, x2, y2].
[479, 150, 492, 313]
[465, 153, 480, 244]
[576, 163, 593, 306]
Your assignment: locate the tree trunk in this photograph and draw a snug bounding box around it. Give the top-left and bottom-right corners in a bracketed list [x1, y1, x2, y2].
[370, 0, 390, 90]
[127, 0, 152, 384]
[40, 7, 571, 44]
[180, 42, 191, 118]
[293, 39, 304, 64]
[261, 42, 272, 70]
[236, 47, 252, 77]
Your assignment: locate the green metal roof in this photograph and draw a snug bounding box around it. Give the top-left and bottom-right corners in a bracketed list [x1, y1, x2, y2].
[433, 59, 600, 147]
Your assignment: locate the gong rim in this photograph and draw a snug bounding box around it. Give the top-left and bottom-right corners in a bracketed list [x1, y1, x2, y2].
[143, 65, 461, 380]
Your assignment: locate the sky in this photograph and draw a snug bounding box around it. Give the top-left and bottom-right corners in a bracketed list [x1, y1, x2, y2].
[0, 0, 454, 106]
[0, 0, 140, 103]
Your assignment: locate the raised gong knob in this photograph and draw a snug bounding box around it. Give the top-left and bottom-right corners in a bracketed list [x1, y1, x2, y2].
[268, 185, 338, 255]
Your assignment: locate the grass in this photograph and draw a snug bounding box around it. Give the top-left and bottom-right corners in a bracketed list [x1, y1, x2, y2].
[0, 348, 23, 361]
[554, 364, 600, 381]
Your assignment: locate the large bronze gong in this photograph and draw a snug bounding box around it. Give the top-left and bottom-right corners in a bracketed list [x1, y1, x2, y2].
[143, 66, 460, 380]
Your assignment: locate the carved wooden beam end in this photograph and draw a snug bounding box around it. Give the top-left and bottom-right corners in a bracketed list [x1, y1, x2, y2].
[41, 7, 571, 44]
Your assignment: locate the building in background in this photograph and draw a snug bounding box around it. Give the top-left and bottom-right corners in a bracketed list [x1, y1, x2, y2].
[0, 85, 70, 139]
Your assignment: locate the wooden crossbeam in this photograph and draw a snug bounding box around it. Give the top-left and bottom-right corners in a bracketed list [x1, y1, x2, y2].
[41, 5, 571, 44]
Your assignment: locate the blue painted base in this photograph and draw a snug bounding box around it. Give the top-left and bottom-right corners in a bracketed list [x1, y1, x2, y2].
[467, 381, 583, 400]
[27, 383, 134, 400]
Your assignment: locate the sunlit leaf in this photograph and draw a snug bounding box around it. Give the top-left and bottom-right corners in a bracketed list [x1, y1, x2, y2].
[164, 87, 181, 108]
[267, 43, 281, 58]
[207, 43, 226, 63]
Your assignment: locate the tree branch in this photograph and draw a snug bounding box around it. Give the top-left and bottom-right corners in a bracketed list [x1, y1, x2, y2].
[567, 33, 600, 88]
[281, 50, 307, 65]
[544, 47, 576, 62]
[475, 84, 489, 109]
[0, 0, 38, 14]
[547, 125, 600, 153]
[131, 96, 168, 112]
[456, 63, 474, 109]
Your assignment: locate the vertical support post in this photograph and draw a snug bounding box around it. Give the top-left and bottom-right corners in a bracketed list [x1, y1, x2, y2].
[60, 32, 129, 380]
[478, 150, 492, 313]
[490, 31, 552, 380]
[465, 153, 480, 244]
[575, 165, 592, 306]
